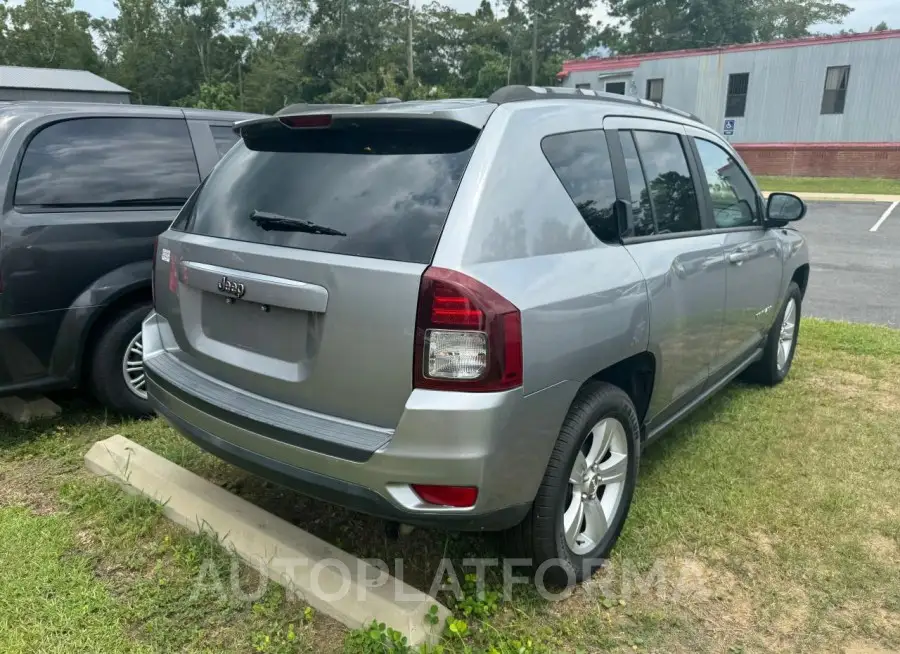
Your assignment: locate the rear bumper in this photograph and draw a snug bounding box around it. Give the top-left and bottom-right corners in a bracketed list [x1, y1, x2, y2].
[150, 393, 530, 530]
[143, 312, 576, 531]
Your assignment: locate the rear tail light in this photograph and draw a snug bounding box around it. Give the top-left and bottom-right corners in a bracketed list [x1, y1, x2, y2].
[151, 237, 158, 305]
[413, 267, 523, 391]
[168, 252, 179, 293]
[412, 484, 478, 508]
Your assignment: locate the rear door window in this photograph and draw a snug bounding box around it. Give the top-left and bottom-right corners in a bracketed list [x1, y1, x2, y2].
[176, 120, 478, 264]
[15, 117, 200, 208]
[631, 130, 702, 234]
[541, 130, 618, 243]
[618, 131, 655, 237]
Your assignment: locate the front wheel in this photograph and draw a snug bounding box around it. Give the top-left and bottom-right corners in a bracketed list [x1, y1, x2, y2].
[88, 303, 154, 417]
[503, 382, 641, 587]
[744, 281, 801, 386]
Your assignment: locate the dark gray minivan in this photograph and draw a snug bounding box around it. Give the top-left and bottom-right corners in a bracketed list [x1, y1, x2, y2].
[0, 102, 261, 415]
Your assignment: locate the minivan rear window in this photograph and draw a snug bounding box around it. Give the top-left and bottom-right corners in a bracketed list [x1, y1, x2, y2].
[176, 120, 478, 264]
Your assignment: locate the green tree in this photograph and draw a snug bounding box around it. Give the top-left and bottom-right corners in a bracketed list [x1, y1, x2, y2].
[176, 81, 239, 109]
[754, 0, 852, 41]
[94, 0, 170, 104]
[0, 0, 100, 71]
[604, 0, 853, 52]
[0, 0, 605, 110]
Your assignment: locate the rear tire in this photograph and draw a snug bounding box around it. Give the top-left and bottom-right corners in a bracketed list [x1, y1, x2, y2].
[744, 282, 801, 386]
[503, 382, 640, 587]
[89, 303, 153, 417]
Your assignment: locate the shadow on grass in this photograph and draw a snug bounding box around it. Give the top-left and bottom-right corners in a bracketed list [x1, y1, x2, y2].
[186, 460, 505, 595]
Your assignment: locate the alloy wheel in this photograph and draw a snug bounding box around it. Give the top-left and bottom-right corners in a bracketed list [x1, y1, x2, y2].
[777, 298, 797, 372]
[122, 332, 147, 400]
[564, 417, 629, 556]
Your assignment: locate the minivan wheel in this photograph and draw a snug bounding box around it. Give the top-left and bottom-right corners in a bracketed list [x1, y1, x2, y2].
[88, 303, 154, 417]
[503, 382, 640, 588]
[744, 281, 802, 386]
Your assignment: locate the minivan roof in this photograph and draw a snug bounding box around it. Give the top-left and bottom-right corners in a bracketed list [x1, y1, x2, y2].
[0, 101, 262, 122]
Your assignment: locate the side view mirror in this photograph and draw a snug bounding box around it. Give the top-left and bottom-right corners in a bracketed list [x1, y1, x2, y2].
[766, 192, 806, 224]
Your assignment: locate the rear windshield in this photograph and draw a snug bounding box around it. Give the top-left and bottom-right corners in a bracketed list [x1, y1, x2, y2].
[175, 119, 477, 264]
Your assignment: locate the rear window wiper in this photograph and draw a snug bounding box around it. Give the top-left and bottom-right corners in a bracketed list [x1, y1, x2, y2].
[249, 210, 347, 236]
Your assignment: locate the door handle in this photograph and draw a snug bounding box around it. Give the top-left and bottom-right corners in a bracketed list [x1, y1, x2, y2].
[726, 252, 750, 264]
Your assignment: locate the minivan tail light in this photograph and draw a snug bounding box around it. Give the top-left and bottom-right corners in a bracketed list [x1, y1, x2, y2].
[151, 237, 158, 305]
[168, 252, 179, 293]
[413, 267, 523, 391]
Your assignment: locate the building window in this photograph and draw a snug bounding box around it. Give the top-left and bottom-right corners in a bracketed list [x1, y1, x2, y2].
[725, 73, 749, 118]
[575, 83, 591, 90]
[646, 78, 664, 103]
[605, 81, 626, 95]
[821, 66, 850, 114]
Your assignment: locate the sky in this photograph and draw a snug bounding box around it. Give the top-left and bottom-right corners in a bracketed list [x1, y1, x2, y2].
[70, 0, 900, 40]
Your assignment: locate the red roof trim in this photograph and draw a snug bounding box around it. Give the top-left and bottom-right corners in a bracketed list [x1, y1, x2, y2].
[562, 29, 900, 74]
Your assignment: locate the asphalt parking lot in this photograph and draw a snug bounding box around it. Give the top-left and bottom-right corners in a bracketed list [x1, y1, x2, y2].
[797, 201, 900, 328]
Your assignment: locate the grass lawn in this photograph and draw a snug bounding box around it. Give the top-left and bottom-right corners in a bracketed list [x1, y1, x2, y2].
[2, 318, 900, 653]
[756, 175, 900, 195]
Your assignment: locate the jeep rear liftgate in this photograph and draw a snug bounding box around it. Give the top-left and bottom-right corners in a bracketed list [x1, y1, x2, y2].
[151, 114, 481, 429]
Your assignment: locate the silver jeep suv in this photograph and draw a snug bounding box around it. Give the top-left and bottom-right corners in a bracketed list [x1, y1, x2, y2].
[144, 86, 809, 584]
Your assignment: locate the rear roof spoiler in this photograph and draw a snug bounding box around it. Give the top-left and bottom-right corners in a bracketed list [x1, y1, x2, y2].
[235, 100, 496, 134]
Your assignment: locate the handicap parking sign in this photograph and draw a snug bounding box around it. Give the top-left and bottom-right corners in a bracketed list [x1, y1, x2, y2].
[724, 119, 735, 135]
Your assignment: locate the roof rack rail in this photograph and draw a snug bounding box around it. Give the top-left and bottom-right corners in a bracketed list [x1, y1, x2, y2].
[375, 97, 403, 104]
[487, 85, 704, 124]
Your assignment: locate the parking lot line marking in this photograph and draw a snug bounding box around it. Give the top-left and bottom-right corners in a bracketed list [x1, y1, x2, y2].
[869, 201, 899, 232]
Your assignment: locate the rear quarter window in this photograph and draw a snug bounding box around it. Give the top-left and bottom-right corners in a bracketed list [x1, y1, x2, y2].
[210, 124, 240, 158]
[15, 117, 200, 208]
[541, 130, 618, 243]
[176, 120, 478, 264]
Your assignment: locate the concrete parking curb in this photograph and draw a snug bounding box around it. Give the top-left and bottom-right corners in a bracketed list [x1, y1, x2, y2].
[85, 435, 449, 646]
[762, 191, 900, 203]
[0, 395, 61, 423]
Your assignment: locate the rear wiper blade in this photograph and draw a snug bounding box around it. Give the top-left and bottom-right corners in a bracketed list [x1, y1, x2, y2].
[249, 210, 346, 236]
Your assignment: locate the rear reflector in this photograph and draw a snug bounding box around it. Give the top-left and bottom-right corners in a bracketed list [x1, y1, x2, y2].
[414, 268, 523, 392]
[279, 114, 332, 129]
[412, 485, 478, 508]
